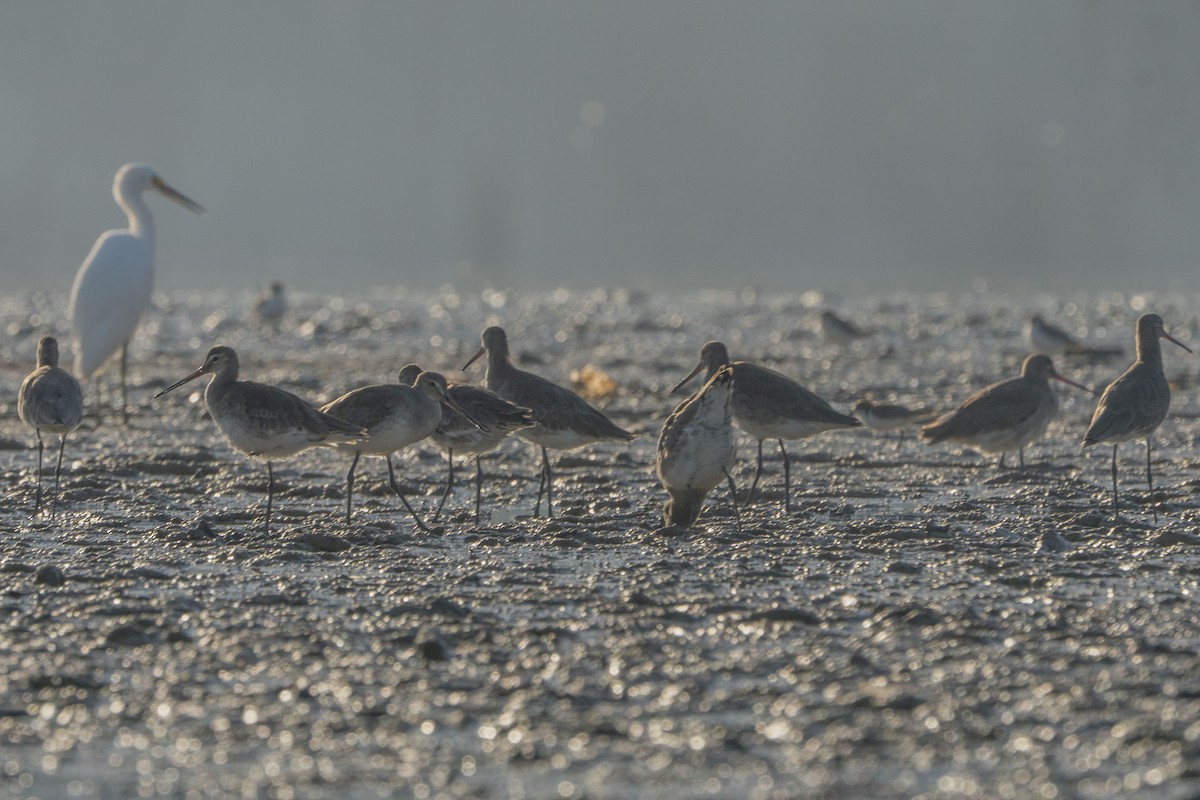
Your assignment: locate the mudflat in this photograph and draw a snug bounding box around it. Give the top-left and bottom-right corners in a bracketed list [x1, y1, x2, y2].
[2, 287, 1198, 799]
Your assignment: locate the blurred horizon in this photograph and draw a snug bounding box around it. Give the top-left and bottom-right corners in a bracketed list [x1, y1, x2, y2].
[1, 2, 1198, 300]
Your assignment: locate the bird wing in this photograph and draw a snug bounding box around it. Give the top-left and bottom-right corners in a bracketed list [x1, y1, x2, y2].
[1084, 366, 1169, 443]
[319, 385, 408, 431]
[922, 379, 1041, 440]
[220, 381, 358, 438]
[733, 362, 859, 427]
[500, 368, 634, 441]
[441, 384, 533, 435]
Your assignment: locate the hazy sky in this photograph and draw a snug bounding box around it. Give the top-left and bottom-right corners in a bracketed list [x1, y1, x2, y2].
[1, 2, 1197, 297]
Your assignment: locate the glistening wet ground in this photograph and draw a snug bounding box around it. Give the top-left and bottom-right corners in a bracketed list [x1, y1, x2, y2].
[2, 287, 1199, 798]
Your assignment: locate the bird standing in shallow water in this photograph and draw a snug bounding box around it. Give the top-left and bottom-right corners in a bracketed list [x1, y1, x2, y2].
[673, 341, 860, 510]
[69, 163, 204, 423]
[657, 364, 738, 531]
[156, 346, 365, 533]
[398, 364, 534, 524]
[320, 370, 478, 529]
[18, 336, 84, 516]
[1083, 313, 1192, 520]
[921, 354, 1090, 469]
[462, 326, 635, 518]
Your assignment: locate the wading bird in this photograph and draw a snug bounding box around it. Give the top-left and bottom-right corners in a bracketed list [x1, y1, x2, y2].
[18, 336, 84, 516]
[69, 163, 203, 423]
[398, 364, 534, 524]
[921, 354, 1091, 469]
[463, 326, 634, 517]
[320, 370, 478, 529]
[1083, 313, 1192, 520]
[673, 341, 860, 510]
[657, 364, 738, 531]
[156, 346, 364, 533]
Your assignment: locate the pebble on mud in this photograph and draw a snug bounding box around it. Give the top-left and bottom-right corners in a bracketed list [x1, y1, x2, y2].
[34, 565, 65, 586]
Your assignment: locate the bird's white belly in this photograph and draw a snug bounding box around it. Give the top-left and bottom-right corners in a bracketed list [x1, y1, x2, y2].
[355, 414, 438, 456]
[735, 415, 841, 441]
[519, 426, 598, 450]
[658, 430, 735, 495]
[861, 413, 909, 433]
[213, 416, 319, 459]
[433, 428, 508, 455]
[963, 417, 1050, 453]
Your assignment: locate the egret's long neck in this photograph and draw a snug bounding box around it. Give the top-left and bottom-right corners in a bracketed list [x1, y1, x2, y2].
[117, 189, 156, 248]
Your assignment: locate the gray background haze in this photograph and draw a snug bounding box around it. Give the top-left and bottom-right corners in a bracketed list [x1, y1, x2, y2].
[1, 2, 1197, 297]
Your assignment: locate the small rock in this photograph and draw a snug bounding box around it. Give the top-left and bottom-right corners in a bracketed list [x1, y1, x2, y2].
[129, 566, 170, 581]
[1153, 530, 1200, 547]
[624, 590, 657, 607]
[167, 594, 204, 613]
[429, 598, 471, 619]
[416, 628, 453, 661]
[104, 624, 156, 648]
[246, 592, 307, 607]
[164, 626, 195, 644]
[34, 565, 65, 586]
[1038, 531, 1073, 553]
[747, 607, 821, 625]
[290, 532, 351, 552]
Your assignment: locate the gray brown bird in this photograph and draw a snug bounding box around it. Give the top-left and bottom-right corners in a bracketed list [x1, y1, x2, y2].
[156, 346, 365, 533]
[673, 340, 860, 510]
[921, 354, 1090, 469]
[463, 326, 635, 518]
[853, 399, 935, 441]
[321, 370, 476, 529]
[1083, 313, 1192, 519]
[398, 363, 534, 524]
[1025, 314, 1122, 358]
[657, 364, 738, 530]
[18, 336, 84, 516]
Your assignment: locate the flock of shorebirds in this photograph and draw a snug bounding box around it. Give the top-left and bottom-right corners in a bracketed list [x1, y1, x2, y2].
[12, 163, 1197, 532]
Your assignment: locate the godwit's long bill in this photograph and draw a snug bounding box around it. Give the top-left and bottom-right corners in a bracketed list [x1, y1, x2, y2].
[1083, 313, 1192, 520]
[69, 164, 203, 424]
[672, 341, 860, 510]
[155, 346, 365, 533]
[657, 364, 738, 531]
[921, 354, 1090, 469]
[18, 336, 84, 516]
[398, 364, 534, 524]
[462, 326, 634, 518]
[320, 370, 479, 529]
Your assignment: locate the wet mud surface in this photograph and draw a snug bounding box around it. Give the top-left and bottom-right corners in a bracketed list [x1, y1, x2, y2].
[2, 287, 1200, 798]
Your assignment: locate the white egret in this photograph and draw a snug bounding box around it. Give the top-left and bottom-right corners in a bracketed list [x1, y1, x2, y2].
[68, 163, 204, 423]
